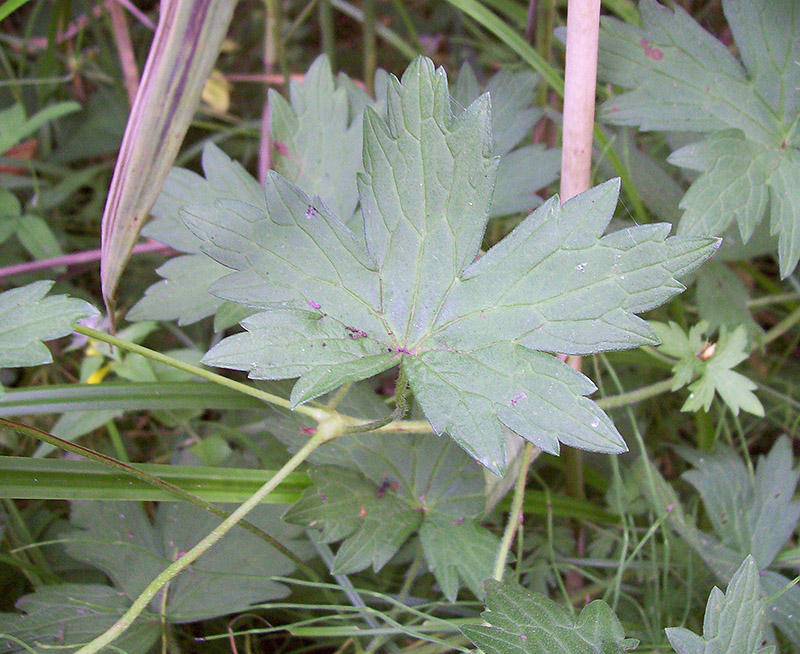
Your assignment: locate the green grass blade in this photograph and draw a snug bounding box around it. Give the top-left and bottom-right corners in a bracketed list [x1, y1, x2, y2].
[0, 381, 265, 415]
[0, 456, 308, 503]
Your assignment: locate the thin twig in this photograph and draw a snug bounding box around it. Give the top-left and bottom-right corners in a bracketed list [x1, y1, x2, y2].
[0, 241, 174, 281]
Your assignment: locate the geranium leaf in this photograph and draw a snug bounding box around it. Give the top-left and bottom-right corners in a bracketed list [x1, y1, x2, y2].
[0, 584, 160, 654]
[679, 436, 800, 569]
[281, 394, 498, 600]
[195, 56, 717, 474]
[0, 281, 97, 377]
[269, 55, 366, 222]
[64, 500, 308, 623]
[460, 579, 639, 653]
[665, 557, 773, 654]
[598, 0, 800, 276]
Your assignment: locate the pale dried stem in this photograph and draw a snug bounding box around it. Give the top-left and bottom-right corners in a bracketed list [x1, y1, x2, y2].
[107, 0, 140, 104]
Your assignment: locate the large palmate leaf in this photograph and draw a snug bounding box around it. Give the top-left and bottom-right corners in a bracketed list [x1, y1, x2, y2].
[460, 579, 639, 654]
[63, 500, 309, 623]
[0, 584, 160, 654]
[0, 282, 97, 394]
[598, 0, 800, 276]
[196, 57, 717, 474]
[665, 557, 773, 654]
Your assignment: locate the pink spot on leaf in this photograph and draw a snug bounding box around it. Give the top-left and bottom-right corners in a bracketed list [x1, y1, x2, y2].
[301, 427, 316, 435]
[451, 517, 465, 525]
[274, 140, 290, 156]
[308, 300, 321, 309]
[510, 392, 527, 407]
[639, 38, 663, 60]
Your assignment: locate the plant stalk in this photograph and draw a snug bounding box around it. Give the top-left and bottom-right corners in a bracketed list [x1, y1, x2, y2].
[73, 324, 331, 422]
[493, 442, 539, 580]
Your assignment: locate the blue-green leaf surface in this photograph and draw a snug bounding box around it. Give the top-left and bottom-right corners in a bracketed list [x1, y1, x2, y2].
[64, 500, 308, 623]
[679, 436, 800, 570]
[0, 281, 97, 374]
[197, 57, 717, 474]
[598, 0, 800, 276]
[281, 385, 497, 600]
[0, 584, 160, 654]
[461, 579, 639, 653]
[665, 557, 773, 654]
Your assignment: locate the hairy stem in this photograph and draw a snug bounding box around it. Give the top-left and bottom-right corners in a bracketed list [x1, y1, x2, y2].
[74, 420, 342, 654]
[73, 324, 331, 422]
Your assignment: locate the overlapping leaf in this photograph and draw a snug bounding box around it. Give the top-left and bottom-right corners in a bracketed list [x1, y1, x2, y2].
[280, 383, 496, 600]
[679, 436, 800, 570]
[665, 557, 773, 654]
[197, 56, 717, 473]
[0, 584, 160, 654]
[460, 579, 639, 654]
[452, 63, 561, 218]
[598, 0, 800, 276]
[64, 500, 308, 623]
[637, 443, 800, 650]
[0, 282, 97, 394]
[129, 141, 264, 324]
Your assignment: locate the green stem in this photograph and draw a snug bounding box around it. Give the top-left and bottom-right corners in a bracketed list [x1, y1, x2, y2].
[73, 324, 331, 422]
[761, 302, 800, 346]
[0, 418, 319, 581]
[318, 0, 336, 66]
[74, 420, 342, 654]
[493, 442, 539, 580]
[595, 376, 676, 411]
[363, 0, 376, 94]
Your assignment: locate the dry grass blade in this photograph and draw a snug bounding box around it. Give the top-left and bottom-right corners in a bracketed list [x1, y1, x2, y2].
[100, 0, 236, 321]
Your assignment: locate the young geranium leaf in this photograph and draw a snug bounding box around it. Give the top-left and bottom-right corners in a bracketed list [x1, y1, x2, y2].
[598, 0, 800, 276]
[0, 281, 97, 385]
[461, 579, 639, 654]
[651, 321, 763, 416]
[64, 500, 309, 623]
[665, 557, 773, 654]
[0, 584, 160, 654]
[197, 56, 718, 474]
[679, 436, 800, 570]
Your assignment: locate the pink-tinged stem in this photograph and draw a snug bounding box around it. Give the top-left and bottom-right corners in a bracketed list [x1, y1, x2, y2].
[0, 241, 174, 281]
[560, 0, 601, 202]
[107, 0, 141, 104]
[558, 0, 602, 587]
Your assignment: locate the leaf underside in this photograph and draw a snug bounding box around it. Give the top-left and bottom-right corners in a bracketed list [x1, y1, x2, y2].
[189, 56, 717, 474]
[280, 383, 497, 600]
[598, 0, 800, 276]
[0, 281, 97, 372]
[461, 578, 639, 654]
